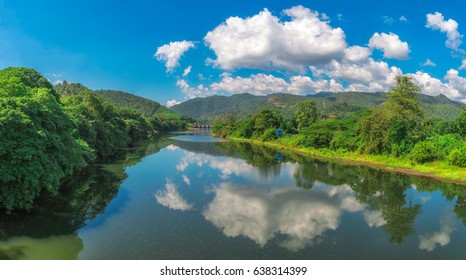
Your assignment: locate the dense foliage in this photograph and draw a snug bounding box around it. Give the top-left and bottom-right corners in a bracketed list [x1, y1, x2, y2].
[213, 75, 466, 170]
[0, 68, 86, 210]
[0, 67, 184, 211]
[95, 89, 192, 131]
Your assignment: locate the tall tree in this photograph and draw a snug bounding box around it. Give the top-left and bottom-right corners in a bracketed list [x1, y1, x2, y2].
[293, 100, 318, 133]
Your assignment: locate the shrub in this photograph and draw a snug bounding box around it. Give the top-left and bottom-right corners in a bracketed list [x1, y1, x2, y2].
[260, 128, 277, 141]
[410, 141, 436, 163]
[447, 145, 466, 167]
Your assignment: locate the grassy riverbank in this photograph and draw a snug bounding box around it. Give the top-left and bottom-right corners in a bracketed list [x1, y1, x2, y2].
[229, 136, 466, 184]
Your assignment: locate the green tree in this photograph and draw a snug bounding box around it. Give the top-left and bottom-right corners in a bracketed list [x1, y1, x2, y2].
[359, 76, 424, 155]
[0, 68, 86, 211]
[293, 100, 318, 133]
[453, 108, 466, 138]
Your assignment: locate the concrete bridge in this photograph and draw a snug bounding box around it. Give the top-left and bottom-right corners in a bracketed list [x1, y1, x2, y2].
[192, 123, 212, 129]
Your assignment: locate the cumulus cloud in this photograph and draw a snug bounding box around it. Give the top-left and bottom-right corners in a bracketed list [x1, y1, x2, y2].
[176, 79, 210, 99]
[368, 32, 410, 60]
[409, 70, 466, 102]
[409, 71, 459, 98]
[426, 12, 463, 51]
[155, 41, 195, 73]
[211, 73, 343, 96]
[204, 5, 347, 72]
[166, 99, 181, 107]
[419, 215, 456, 252]
[423, 59, 436, 67]
[312, 47, 402, 92]
[155, 179, 193, 211]
[444, 69, 466, 101]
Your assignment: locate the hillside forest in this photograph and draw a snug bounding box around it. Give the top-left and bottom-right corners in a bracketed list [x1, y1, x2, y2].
[0, 67, 189, 211]
[212, 76, 466, 174]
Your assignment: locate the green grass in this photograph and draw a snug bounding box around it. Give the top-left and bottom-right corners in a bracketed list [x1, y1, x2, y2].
[228, 135, 466, 184]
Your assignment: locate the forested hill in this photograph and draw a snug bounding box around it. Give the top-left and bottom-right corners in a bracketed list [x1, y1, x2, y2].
[56, 83, 192, 130]
[94, 90, 179, 119]
[171, 92, 465, 122]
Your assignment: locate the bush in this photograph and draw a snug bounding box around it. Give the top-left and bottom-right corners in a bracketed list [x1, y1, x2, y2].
[429, 134, 463, 160]
[260, 128, 277, 141]
[409, 141, 436, 163]
[447, 145, 466, 167]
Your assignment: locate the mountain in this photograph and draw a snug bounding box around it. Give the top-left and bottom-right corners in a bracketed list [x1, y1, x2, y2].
[94, 89, 186, 120]
[171, 92, 465, 123]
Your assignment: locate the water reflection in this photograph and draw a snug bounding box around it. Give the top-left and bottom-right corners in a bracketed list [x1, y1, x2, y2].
[155, 179, 193, 211]
[169, 137, 466, 253]
[0, 138, 168, 259]
[419, 214, 456, 252]
[2, 133, 466, 259]
[203, 183, 364, 251]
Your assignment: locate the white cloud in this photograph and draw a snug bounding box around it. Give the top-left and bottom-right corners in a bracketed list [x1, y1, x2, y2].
[182, 174, 191, 186]
[312, 47, 402, 92]
[204, 5, 347, 71]
[166, 99, 181, 107]
[423, 59, 436, 67]
[400, 16, 408, 22]
[155, 179, 193, 211]
[444, 69, 466, 101]
[426, 12, 463, 51]
[343, 46, 372, 62]
[176, 79, 210, 99]
[409, 70, 466, 102]
[182, 65, 192, 77]
[460, 59, 466, 70]
[409, 71, 459, 98]
[368, 32, 410, 60]
[155, 40, 195, 73]
[211, 73, 343, 96]
[419, 215, 456, 252]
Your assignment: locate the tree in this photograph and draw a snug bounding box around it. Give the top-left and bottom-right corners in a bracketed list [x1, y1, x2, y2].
[251, 109, 284, 139]
[385, 75, 423, 120]
[0, 68, 86, 211]
[293, 100, 318, 133]
[453, 108, 466, 138]
[359, 76, 424, 155]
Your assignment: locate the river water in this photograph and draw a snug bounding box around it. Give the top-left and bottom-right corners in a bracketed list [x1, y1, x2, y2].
[1, 131, 466, 259]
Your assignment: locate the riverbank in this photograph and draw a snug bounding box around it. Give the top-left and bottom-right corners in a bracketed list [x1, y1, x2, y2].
[228, 136, 466, 185]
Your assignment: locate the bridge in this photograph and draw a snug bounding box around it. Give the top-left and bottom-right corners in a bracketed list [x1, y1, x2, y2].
[191, 123, 212, 129]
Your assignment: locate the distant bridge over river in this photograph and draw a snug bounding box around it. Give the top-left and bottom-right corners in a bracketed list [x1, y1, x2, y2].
[191, 123, 212, 129]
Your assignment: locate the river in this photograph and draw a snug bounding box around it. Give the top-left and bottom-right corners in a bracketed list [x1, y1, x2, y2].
[1, 131, 465, 259]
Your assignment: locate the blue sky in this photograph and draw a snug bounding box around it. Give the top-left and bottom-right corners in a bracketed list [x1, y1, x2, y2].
[2, 0, 466, 106]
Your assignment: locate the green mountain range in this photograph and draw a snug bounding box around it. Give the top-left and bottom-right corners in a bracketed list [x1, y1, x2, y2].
[171, 92, 465, 123]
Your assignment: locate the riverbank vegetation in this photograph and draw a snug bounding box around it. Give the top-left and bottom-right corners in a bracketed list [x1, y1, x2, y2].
[0, 67, 188, 211]
[212, 76, 466, 182]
